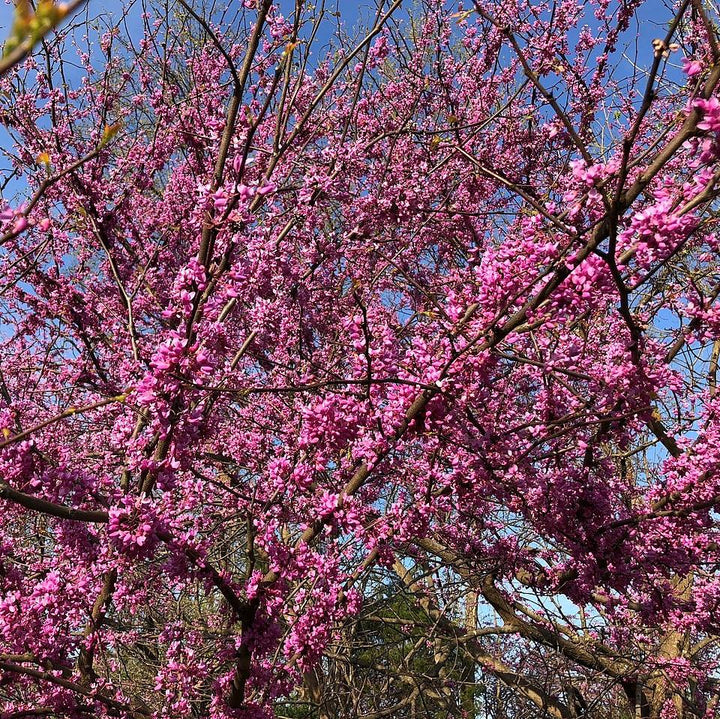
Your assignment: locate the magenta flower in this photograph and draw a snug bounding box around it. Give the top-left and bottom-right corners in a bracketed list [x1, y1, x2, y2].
[682, 57, 703, 77]
[696, 97, 720, 132]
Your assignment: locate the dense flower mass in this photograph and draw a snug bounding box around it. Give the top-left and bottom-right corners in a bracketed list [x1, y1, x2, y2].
[2, 1, 720, 718]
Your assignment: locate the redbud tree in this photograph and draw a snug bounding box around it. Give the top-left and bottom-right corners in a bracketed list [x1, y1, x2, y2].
[1, 0, 720, 717]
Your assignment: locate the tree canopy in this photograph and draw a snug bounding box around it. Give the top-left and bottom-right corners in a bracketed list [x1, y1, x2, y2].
[1, 1, 720, 717]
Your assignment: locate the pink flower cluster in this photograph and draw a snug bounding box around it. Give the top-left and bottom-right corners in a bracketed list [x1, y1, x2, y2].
[108, 496, 161, 558]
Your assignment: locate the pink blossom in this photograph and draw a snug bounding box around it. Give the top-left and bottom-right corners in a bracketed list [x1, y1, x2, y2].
[682, 57, 703, 77]
[696, 96, 720, 132]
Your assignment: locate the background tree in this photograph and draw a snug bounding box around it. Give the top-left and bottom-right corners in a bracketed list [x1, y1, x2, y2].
[2, 0, 720, 717]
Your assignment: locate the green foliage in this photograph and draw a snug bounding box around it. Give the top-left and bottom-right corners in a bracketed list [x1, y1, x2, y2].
[3, 0, 68, 58]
